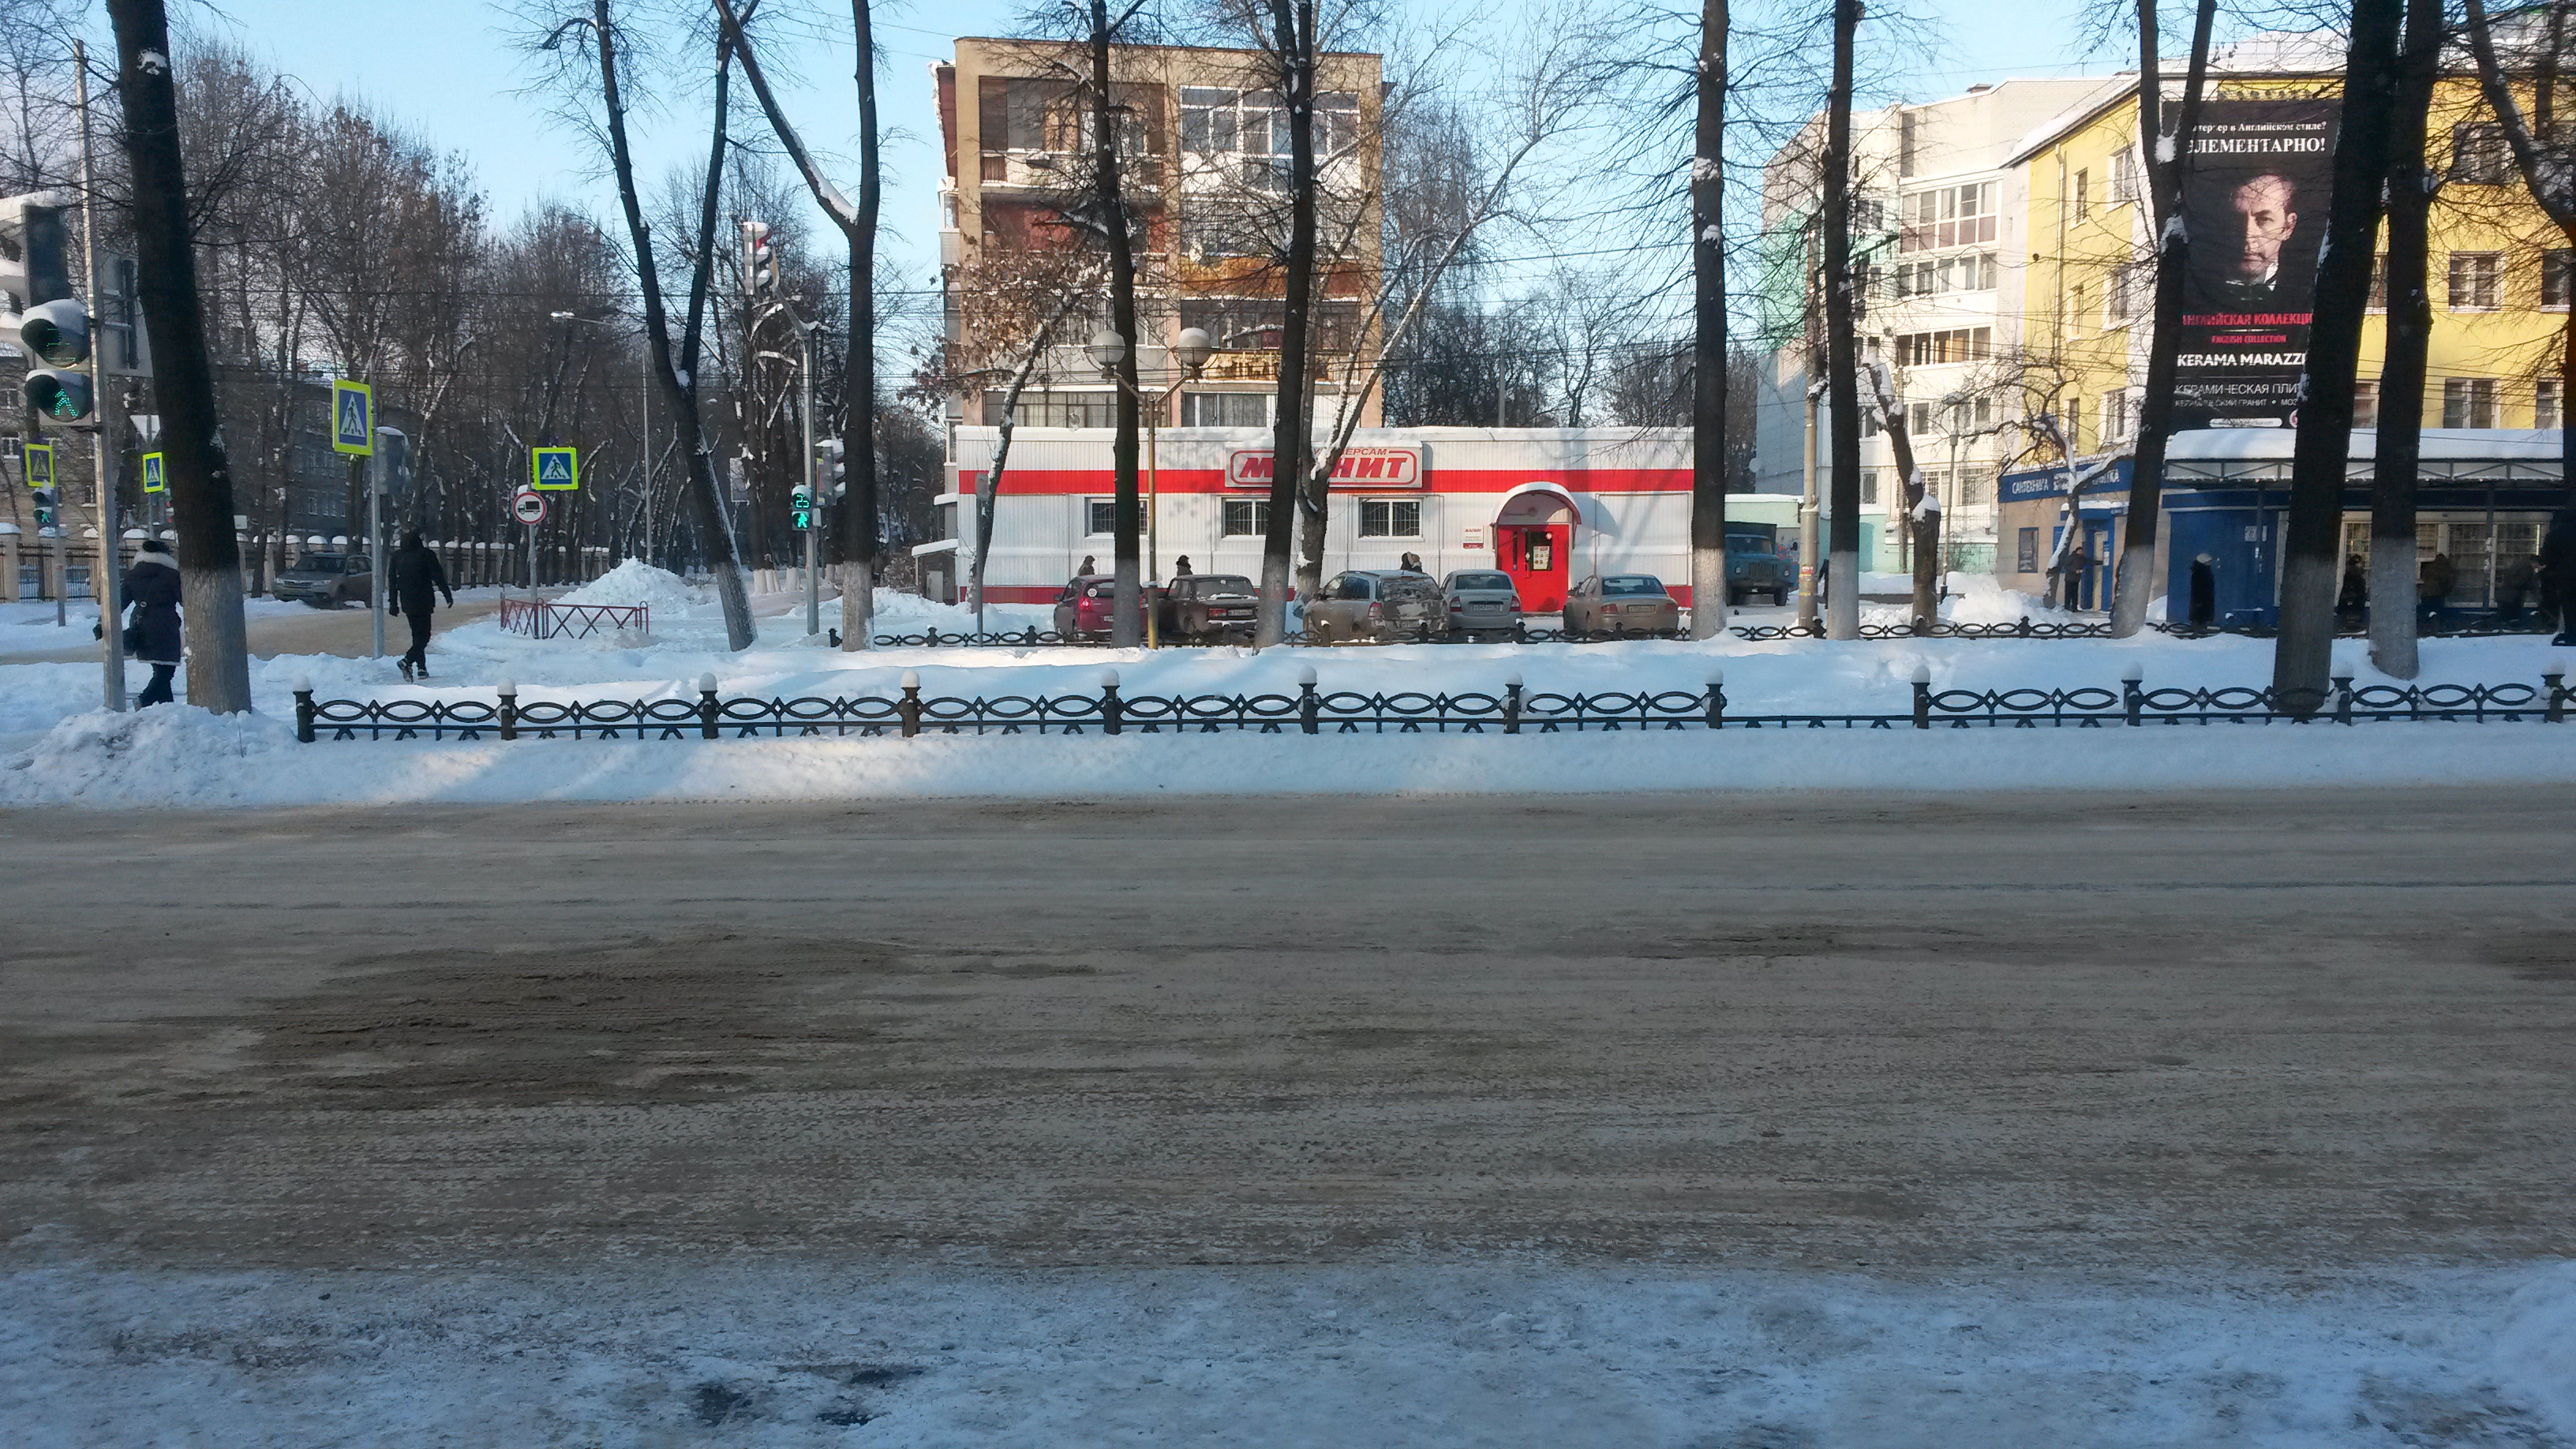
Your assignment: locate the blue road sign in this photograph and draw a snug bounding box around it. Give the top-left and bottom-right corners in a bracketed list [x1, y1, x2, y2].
[331, 380, 373, 456]
[530, 446, 579, 491]
[140, 451, 166, 494]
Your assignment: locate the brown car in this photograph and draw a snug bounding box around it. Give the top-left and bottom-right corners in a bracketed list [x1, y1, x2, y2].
[1303, 570, 1447, 642]
[1159, 573, 1260, 642]
[1563, 573, 1681, 638]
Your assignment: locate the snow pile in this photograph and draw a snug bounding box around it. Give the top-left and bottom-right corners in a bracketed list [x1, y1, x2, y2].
[5, 1256, 2574, 1446]
[1942, 575, 2061, 625]
[0, 704, 302, 807]
[557, 560, 706, 616]
[2496, 1260, 2576, 1433]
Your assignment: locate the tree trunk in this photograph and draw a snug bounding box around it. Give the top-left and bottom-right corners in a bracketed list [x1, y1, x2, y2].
[841, 0, 881, 650]
[2275, 0, 2403, 713]
[1081, 0, 1146, 646]
[2462, 0, 2576, 509]
[1820, 0, 1863, 640]
[2371, 0, 2443, 679]
[107, 0, 251, 711]
[1258, 0, 1318, 645]
[2112, 0, 2217, 637]
[592, 0, 754, 649]
[1688, 0, 1730, 638]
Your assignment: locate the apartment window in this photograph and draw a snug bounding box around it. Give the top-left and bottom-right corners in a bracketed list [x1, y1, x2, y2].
[1958, 465, 1995, 506]
[1898, 182, 1998, 253]
[983, 390, 1114, 429]
[1181, 86, 1358, 186]
[2540, 378, 2563, 429]
[1895, 252, 1996, 295]
[1357, 499, 1419, 537]
[1898, 110, 1918, 178]
[2452, 122, 2512, 184]
[2106, 262, 2143, 324]
[1854, 197, 1887, 234]
[1893, 327, 1991, 365]
[2354, 380, 2379, 428]
[1909, 401, 1937, 436]
[1949, 395, 1994, 432]
[2099, 389, 2132, 444]
[2073, 168, 2090, 221]
[2109, 148, 2139, 206]
[1856, 468, 1876, 504]
[2443, 376, 2498, 429]
[2450, 253, 2502, 309]
[1222, 498, 1271, 536]
[2546, 249, 2575, 309]
[1181, 391, 1267, 426]
[2072, 282, 2090, 328]
[2017, 527, 2040, 573]
[1085, 498, 1118, 536]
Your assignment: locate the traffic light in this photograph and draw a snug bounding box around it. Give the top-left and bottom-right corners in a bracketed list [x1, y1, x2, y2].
[0, 193, 69, 318]
[740, 219, 777, 303]
[817, 438, 846, 500]
[790, 485, 814, 532]
[28, 487, 53, 531]
[21, 296, 91, 419]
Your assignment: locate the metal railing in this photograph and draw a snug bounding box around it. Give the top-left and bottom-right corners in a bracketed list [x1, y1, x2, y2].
[290, 668, 2572, 743]
[496, 598, 650, 640]
[872, 614, 2565, 649]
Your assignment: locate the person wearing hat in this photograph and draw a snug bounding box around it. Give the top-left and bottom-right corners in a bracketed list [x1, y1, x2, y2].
[388, 529, 455, 680]
[123, 538, 184, 706]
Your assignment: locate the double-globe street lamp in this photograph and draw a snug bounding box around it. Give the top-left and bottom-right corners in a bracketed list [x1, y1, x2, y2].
[1087, 325, 1214, 648]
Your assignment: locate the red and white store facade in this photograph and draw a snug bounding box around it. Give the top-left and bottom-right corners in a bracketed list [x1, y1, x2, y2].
[919, 425, 1699, 608]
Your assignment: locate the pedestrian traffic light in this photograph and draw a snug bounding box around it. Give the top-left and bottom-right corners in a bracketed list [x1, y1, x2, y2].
[817, 438, 846, 500]
[21, 296, 91, 419]
[741, 220, 777, 303]
[791, 484, 814, 532]
[28, 486, 53, 530]
[0, 193, 69, 319]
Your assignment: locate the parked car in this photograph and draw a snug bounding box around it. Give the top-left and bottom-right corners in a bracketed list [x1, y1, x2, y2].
[1052, 574, 1159, 642]
[1725, 526, 1788, 606]
[1443, 569, 1522, 639]
[1304, 570, 1447, 642]
[274, 552, 373, 608]
[1564, 573, 1681, 638]
[1159, 573, 1260, 642]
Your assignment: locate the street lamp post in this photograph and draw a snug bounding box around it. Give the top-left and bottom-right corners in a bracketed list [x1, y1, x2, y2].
[1088, 327, 1214, 648]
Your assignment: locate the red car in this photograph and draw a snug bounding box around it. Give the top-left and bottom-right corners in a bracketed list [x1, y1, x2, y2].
[1052, 574, 1160, 642]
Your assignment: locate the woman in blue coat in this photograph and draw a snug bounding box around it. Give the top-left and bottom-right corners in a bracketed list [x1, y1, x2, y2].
[124, 537, 184, 706]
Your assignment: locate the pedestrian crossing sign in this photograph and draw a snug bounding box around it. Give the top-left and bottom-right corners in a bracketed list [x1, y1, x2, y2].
[24, 441, 52, 489]
[530, 446, 579, 492]
[331, 379, 373, 455]
[141, 452, 166, 494]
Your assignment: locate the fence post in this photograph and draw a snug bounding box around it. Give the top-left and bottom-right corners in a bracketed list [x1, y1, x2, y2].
[2332, 671, 2354, 726]
[1503, 672, 1522, 735]
[1705, 670, 1724, 728]
[698, 672, 720, 739]
[497, 679, 518, 741]
[2548, 669, 2567, 724]
[899, 669, 922, 738]
[2017, 616, 2032, 638]
[293, 675, 316, 743]
[2122, 662, 2144, 726]
[1300, 665, 1320, 735]
[1911, 663, 1932, 730]
[1102, 669, 1123, 736]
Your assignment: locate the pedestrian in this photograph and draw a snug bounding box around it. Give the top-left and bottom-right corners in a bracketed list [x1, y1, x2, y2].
[1398, 551, 1425, 574]
[1078, 553, 1097, 577]
[2058, 543, 2094, 609]
[1173, 554, 1193, 576]
[2189, 554, 2217, 631]
[123, 537, 183, 707]
[2419, 550, 2457, 627]
[2540, 509, 2576, 645]
[2335, 554, 2367, 628]
[389, 529, 455, 681]
[2495, 551, 2537, 627]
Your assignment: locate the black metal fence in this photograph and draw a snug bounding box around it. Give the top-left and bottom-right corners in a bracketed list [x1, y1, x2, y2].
[291, 669, 2573, 743]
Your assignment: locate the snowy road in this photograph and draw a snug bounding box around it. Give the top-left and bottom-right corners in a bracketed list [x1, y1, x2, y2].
[6, 786, 2574, 1443]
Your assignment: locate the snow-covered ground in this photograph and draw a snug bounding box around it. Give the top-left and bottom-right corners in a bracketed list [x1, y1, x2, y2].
[4, 1256, 2570, 1447]
[4, 564, 2570, 809]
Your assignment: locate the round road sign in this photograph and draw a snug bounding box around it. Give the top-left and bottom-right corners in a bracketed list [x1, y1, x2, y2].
[512, 490, 548, 526]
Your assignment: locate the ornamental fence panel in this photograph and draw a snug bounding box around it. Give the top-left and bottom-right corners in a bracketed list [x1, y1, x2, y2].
[869, 616, 2559, 648]
[291, 669, 2573, 743]
[496, 598, 650, 640]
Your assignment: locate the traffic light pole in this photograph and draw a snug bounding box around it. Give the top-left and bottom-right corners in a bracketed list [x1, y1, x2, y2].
[800, 319, 818, 638]
[75, 39, 122, 710]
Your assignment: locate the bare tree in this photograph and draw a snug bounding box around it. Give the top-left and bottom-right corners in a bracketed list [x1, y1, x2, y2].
[2108, 0, 2217, 637]
[2465, 0, 2576, 509]
[2277, 0, 2406, 712]
[1688, 0, 1730, 637]
[1818, 0, 1861, 639]
[2370, 0, 2448, 677]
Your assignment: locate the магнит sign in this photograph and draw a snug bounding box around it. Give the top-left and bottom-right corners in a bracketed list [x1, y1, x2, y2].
[1225, 447, 1422, 489]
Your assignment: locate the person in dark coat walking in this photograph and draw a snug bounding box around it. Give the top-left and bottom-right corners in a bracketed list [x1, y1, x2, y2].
[388, 530, 454, 680]
[2540, 508, 2576, 645]
[2335, 554, 2367, 628]
[123, 537, 184, 706]
[2418, 550, 2458, 626]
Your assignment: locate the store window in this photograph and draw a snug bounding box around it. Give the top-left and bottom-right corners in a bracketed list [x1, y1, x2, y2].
[1222, 499, 1271, 535]
[2017, 527, 2039, 574]
[1182, 391, 1267, 426]
[1085, 498, 1117, 536]
[1357, 499, 1420, 537]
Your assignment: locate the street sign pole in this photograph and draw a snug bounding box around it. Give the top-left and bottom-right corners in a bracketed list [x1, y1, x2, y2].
[368, 442, 384, 660]
[330, 380, 376, 656]
[74, 40, 123, 709]
[800, 321, 818, 638]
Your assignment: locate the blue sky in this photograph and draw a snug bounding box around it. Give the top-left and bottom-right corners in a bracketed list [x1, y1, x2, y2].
[173, 0, 2125, 309]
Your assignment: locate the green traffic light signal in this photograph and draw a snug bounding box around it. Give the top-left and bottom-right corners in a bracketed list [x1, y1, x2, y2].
[27, 369, 91, 420]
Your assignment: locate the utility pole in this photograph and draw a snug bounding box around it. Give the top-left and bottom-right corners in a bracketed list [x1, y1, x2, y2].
[74, 40, 123, 709]
[800, 319, 818, 638]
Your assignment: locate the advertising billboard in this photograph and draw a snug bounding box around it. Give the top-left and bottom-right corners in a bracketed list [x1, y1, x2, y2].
[2174, 97, 2338, 428]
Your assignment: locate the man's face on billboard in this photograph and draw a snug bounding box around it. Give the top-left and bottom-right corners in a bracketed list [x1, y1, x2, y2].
[2226, 175, 2297, 280]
